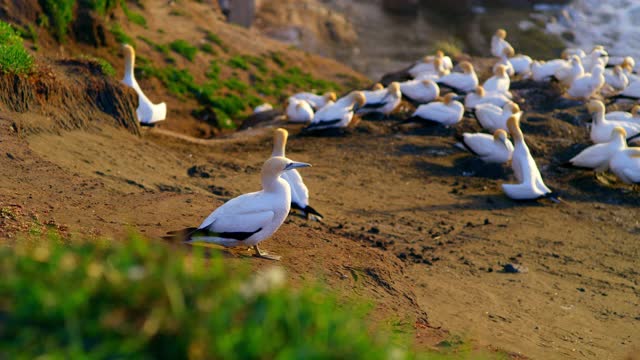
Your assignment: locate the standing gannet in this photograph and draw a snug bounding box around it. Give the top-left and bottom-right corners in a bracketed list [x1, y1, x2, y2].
[291, 92, 337, 110]
[491, 29, 514, 58]
[567, 65, 605, 99]
[588, 100, 640, 143]
[121, 44, 167, 125]
[476, 102, 521, 133]
[437, 61, 478, 93]
[483, 64, 511, 97]
[531, 59, 569, 81]
[457, 129, 514, 164]
[358, 82, 402, 116]
[581, 46, 609, 72]
[607, 105, 640, 122]
[568, 127, 627, 172]
[609, 147, 640, 184]
[464, 86, 511, 110]
[286, 97, 314, 123]
[271, 129, 322, 220]
[603, 65, 629, 93]
[502, 116, 554, 200]
[254, 103, 273, 114]
[179, 156, 311, 261]
[305, 91, 366, 131]
[409, 93, 463, 126]
[510, 53, 533, 75]
[399, 79, 439, 104]
[494, 47, 515, 77]
[554, 55, 584, 86]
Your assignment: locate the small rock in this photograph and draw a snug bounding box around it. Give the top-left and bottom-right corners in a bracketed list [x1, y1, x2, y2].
[501, 263, 527, 274]
[577, 287, 585, 292]
[368, 227, 380, 234]
[484, 218, 491, 225]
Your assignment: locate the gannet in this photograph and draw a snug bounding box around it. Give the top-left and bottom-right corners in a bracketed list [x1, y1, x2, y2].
[437, 61, 478, 93]
[254, 103, 273, 114]
[604, 65, 629, 93]
[371, 83, 385, 90]
[567, 65, 605, 99]
[568, 127, 627, 172]
[510, 54, 533, 75]
[493, 47, 515, 77]
[588, 100, 640, 143]
[399, 79, 439, 104]
[414, 59, 450, 81]
[271, 129, 322, 220]
[409, 51, 452, 78]
[291, 92, 337, 110]
[607, 105, 640, 122]
[562, 48, 586, 60]
[358, 82, 401, 116]
[409, 93, 463, 126]
[464, 86, 511, 110]
[609, 56, 635, 68]
[305, 91, 366, 131]
[531, 59, 568, 81]
[286, 97, 314, 123]
[483, 64, 511, 97]
[582, 47, 609, 73]
[609, 147, 640, 184]
[476, 102, 521, 133]
[122, 44, 167, 125]
[179, 156, 311, 261]
[457, 129, 514, 164]
[491, 29, 514, 58]
[554, 55, 583, 86]
[617, 80, 640, 100]
[502, 116, 554, 201]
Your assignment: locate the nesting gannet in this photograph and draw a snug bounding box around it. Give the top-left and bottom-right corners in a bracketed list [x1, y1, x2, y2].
[581, 47, 609, 73]
[588, 100, 640, 143]
[409, 51, 452, 78]
[609, 56, 634, 67]
[554, 55, 584, 86]
[568, 127, 627, 172]
[567, 65, 605, 99]
[372, 83, 385, 91]
[603, 65, 629, 93]
[609, 147, 640, 184]
[510, 54, 533, 75]
[305, 91, 366, 131]
[531, 59, 569, 81]
[254, 103, 273, 114]
[437, 61, 478, 93]
[493, 47, 515, 77]
[180, 156, 311, 261]
[286, 97, 314, 123]
[358, 82, 401, 116]
[476, 102, 521, 133]
[399, 79, 439, 104]
[491, 29, 514, 58]
[502, 116, 554, 201]
[414, 59, 450, 81]
[457, 129, 514, 164]
[617, 80, 640, 100]
[271, 129, 322, 220]
[122, 44, 167, 125]
[483, 64, 511, 97]
[291, 92, 337, 110]
[607, 105, 640, 122]
[409, 93, 463, 126]
[464, 86, 511, 110]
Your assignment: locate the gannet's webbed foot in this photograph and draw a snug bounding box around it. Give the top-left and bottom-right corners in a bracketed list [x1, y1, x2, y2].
[253, 245, 281, 261]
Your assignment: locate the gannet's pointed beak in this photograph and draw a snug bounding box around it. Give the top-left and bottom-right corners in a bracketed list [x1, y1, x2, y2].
[285, 162, 311, 170]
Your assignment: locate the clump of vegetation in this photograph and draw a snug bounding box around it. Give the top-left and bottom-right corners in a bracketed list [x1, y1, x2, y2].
[200, 43, 215, 55]
[169, 40, 198, 62]
[205, 31, 227, 51]
[122, 2, 147, 27]
[110, 23, 134, 46]
[39, 0, 76, 41]
[88, 0, 119, 16]
[431, 38, 464, 58]
[0, 234, 404, 359]
[0, 21, 34, 74]
[80, 55, 116, 77]
[228, 55, 249, 70]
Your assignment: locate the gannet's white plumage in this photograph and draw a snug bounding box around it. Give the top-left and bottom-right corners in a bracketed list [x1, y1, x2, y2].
[411, 93, 463, 126]
[437, 61, 478, 93]
[483, 64, 511, 97]
[604, 65, 629, 93]
[291, 92, 337, 110]
[121, 44, 167, 125]
[569, 127, 627, 172]
[183, 156, 311, 260]
[254, 103, 273, 114]
[491, 29, 514, 58]
[476, 102, 521, 133]
[567, 64, 605, 99]
[531, 59, 569, 81]
[493, 47, 515, 77]
[502, 116, 553, 200]
[606, 105, 640, 122]
[510, 54, 533, 75]
[609, 147, 640, 184]
[619, 80, 640, 99]
[581, 47, 609, 73]
[409, 52, 452, 78]
[286, 97, 314, 123]
[305, 91, 366, 131]
[400, 79, 439, 104]
[554, 55, 584, 86]
[588, 100, 640, 143]
[358, 82, 401, 115]
[464, 86, 511, 109]
[563, 48, 586, 60]
[271, 129, 322, 220]
[459, 129, 514, 164]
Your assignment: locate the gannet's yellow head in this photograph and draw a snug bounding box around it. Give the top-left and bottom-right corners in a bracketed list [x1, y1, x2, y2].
[324, 92, 337, 102]
[372, 83, 384, 91]
[631, 105, 640, 117]
[442, 93, 457, 104]
[460, 61, 474, 74]
[509, 102, 520, 113]
[612, 126, 627, 139]
[475, 85, 485, 97]
[506, 115, 522, 141]
[613, 65, 623, 75]
[352, 91, 366, 107]
[496, 29, 507, 39]
[388, 82, 401, 96]
[272, 128, 289, 157]
[587, 100, 605, 114]
[262, 156, 311, 180]
[622, 56, 635, 70]
[421, 79, 435, 87]
[493, 129, 509, 142]
[495, 64, 507, 77]
[436, 50, 444, 58]
[503, 47, 514, 57]
[122, 43, 135, 62]
[569, 55, 581, 65]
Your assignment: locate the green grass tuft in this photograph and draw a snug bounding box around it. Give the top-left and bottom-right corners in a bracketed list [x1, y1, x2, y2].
[80, 55, 116, 77]
[200, 43, 215, 55]
[228, 55, 249, 70]
[205, 31, 227, 51]
[169, 39, 198, 62]
[39, 0, 76, 41]
[0, 21, 34, 74]
[110, 23, 134, 46]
